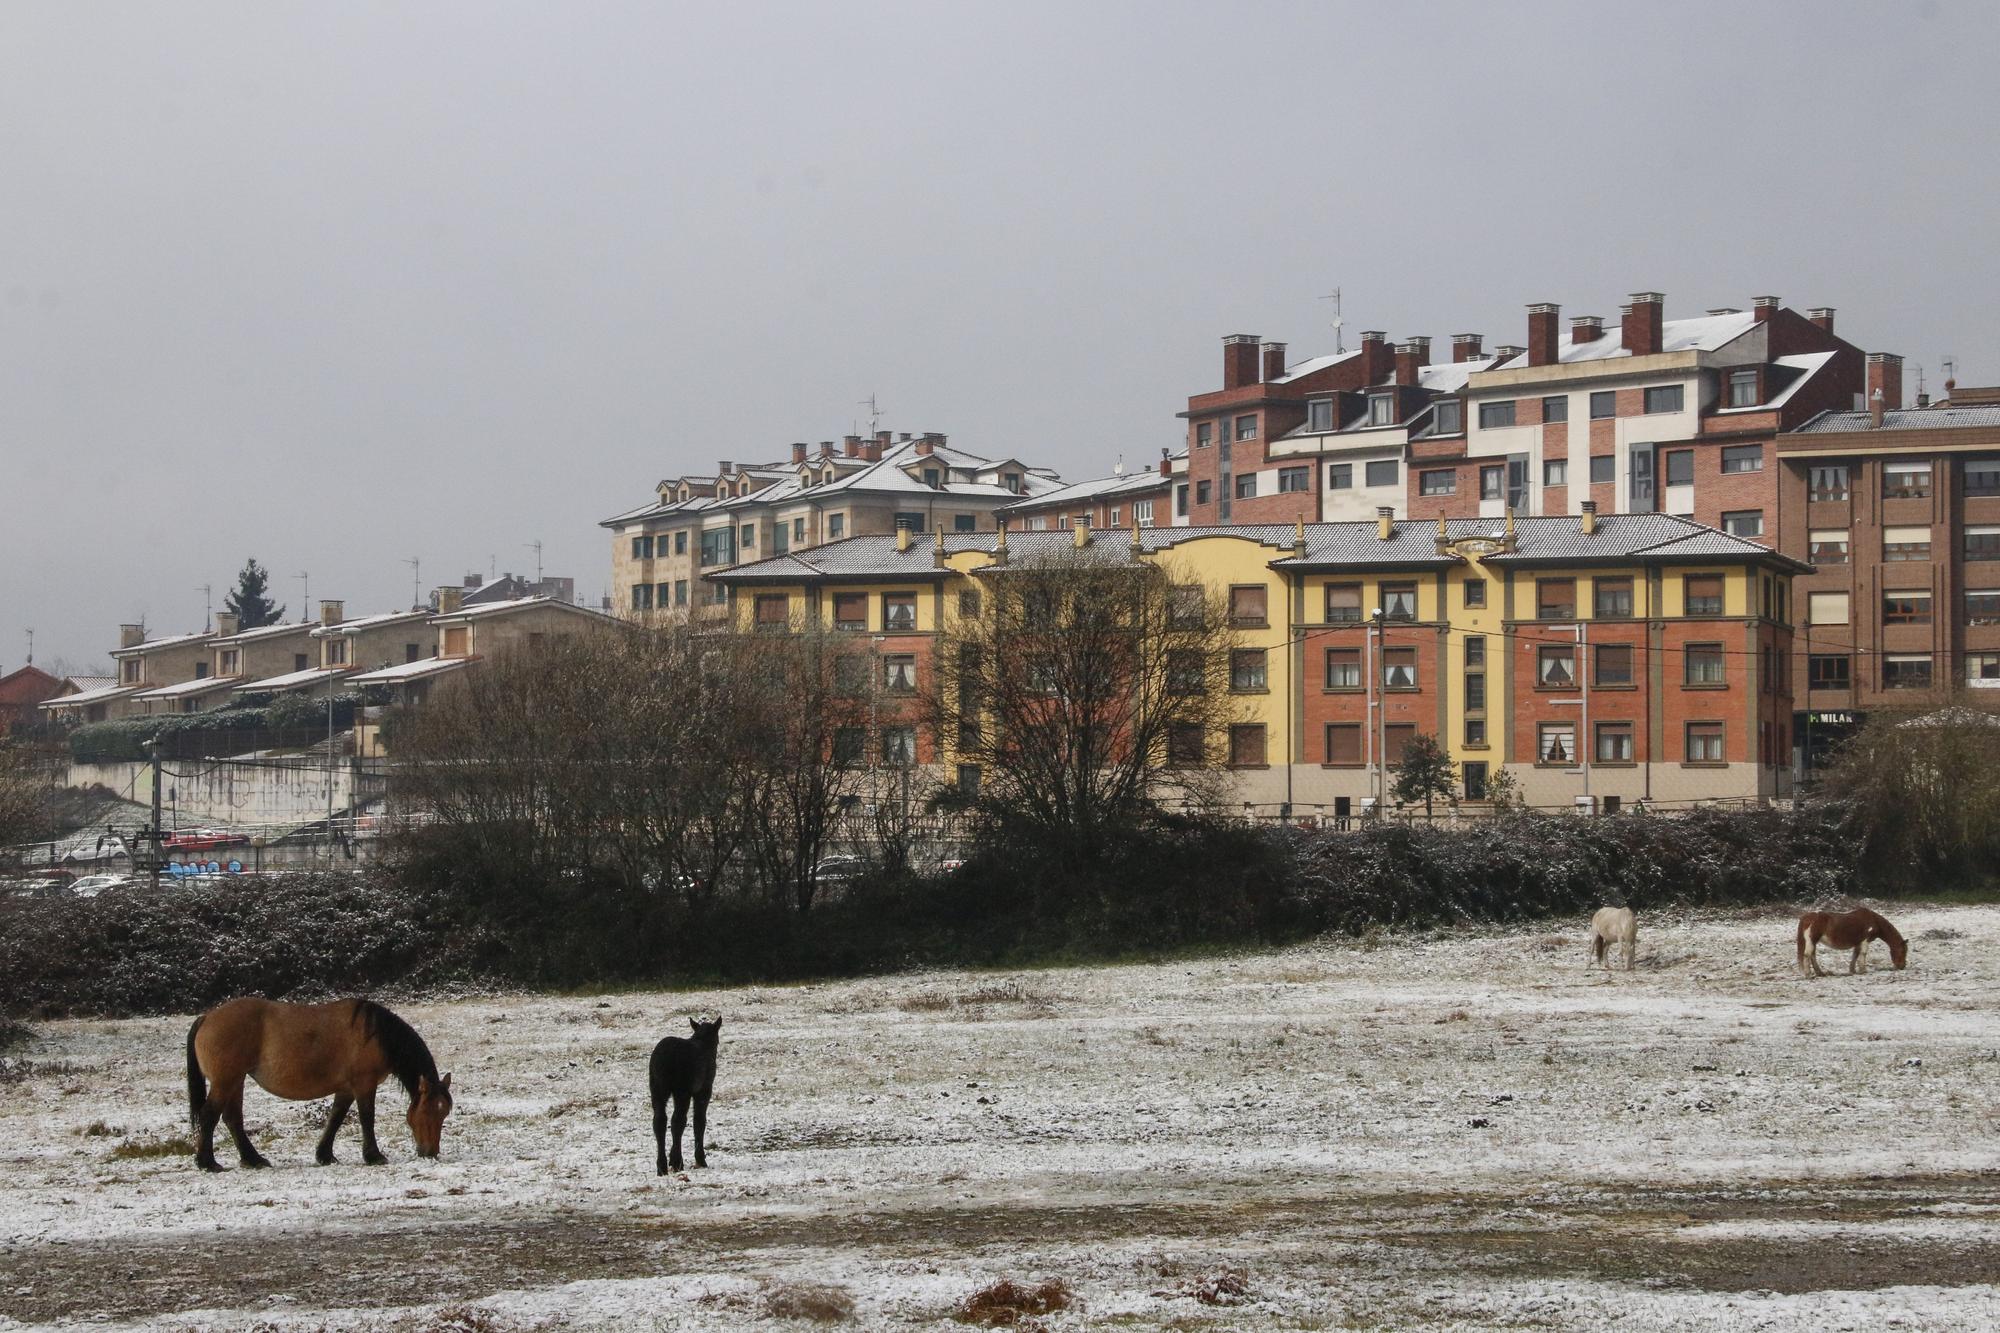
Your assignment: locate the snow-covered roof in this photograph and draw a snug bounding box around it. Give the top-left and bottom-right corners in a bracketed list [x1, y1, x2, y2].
[134, 675, 242, 701]
[347, 656, 477, 685]
[1418, 357, 1501, 394]
[110, 629, 213, 658]
[62, 675, 118, 694]
[311, 609, 431, 638]
[230, 666, 353, 695]
[1712, 352, 1839, 416]
[997, 469, 1172, 515]
[1270, 349, 1361, 384]
[1794, 404, 2000, 434]
[432, 596, 617, 625]
[211, 620, 315, 646]
[1550, 310, 1758, 366]
[40, 683, 138, 709]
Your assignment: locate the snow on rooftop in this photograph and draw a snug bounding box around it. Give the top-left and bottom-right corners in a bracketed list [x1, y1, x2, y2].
[133, 675, 241, 700]
[1270, 348, 1360, 383]
[39, 683, 137, 708]
[311, 609, 430, 636]
[229, 666, 353, 694]
[1557, 309, 1759, 364]
[347, 655, 477, 684]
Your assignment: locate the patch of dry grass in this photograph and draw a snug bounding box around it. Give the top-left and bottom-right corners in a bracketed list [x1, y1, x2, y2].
[762, 1279, 856, 1322]
[955, 1278, 1074, 1326]
[109, 1134, 194, 1160]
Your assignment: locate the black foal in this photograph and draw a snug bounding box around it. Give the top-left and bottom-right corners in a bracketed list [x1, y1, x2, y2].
[650, 1016, 720, 1175]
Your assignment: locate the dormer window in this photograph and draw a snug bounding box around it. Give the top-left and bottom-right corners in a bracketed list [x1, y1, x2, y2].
[1003, 472, 1022, 494]
[1306, 398, 1335, 432]
[1368, 393, 1395, 426]
[923, 468, 941, 487]
[1433, 399, 1464, 434]
[1728, 369, 1759, 407]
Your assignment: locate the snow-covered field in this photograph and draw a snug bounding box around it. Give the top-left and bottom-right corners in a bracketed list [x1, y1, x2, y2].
[5, 901, 2000, 1330]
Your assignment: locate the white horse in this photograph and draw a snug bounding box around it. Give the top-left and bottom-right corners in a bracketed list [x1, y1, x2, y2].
[1588, 906, 1637, 972]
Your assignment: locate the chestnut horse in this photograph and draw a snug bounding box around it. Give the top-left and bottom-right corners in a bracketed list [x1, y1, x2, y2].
[1796, 908, 1908, 979]
[186, 997, 453, 1172]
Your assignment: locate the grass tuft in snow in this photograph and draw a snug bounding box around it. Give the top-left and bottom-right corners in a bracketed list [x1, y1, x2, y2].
[956, 1278, 1074, 1326]
[761, 1279, 857, 1322]
[109, 1134, 193, 1160]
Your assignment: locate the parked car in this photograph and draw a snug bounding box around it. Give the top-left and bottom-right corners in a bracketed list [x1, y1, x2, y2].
[68, 874, 132, 898]
[934, 856, 968, 874]
[811, 855, 866, 885]
[163, 828, 248, 852]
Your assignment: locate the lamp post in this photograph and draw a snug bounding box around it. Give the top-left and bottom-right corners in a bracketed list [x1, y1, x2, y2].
[1370, 606, 1387, 812]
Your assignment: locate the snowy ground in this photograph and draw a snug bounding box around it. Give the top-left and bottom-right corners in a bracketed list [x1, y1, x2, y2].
[5, 901, 2000, 1330]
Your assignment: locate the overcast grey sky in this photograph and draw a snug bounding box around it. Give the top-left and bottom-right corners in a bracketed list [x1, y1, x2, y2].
[3, 0, 1995, 669]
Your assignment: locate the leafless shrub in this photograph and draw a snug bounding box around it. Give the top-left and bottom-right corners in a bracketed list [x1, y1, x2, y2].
[955, 1278, 1073, 1326]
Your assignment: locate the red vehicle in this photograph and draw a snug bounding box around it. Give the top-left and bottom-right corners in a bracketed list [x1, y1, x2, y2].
[162, 828, 249, 852]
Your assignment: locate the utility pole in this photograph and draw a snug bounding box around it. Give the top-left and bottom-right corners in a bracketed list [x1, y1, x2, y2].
[1319, 288, 1345, 353]
[403, 557, 421, 611]
[326, 669, 337, 862]
[295, 572, 310, 623]
[22, 628, 31, 667]
[197, 583, 213, 631]
[525, 539, 544, 584]
[146, 740, 163, 892]
[1367, 606, 1386, 813]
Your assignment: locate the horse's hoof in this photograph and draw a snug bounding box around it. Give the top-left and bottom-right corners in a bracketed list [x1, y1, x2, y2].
[364, 1154, 388, 1167]
[315, 1152, 336, 1166]
[196, 1157, 223, 1173]
[241, 1156, 271, 1170]
[656, 1163, 669, 1177]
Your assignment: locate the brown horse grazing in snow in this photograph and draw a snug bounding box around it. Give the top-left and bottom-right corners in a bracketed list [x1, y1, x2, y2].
[1797, 908, 1909, 979]
[186, 997, 453, 1172]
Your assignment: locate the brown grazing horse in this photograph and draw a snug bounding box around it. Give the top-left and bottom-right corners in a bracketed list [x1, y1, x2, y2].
[186, 997, 452, 1172]
[1796, 908, 1909, 978]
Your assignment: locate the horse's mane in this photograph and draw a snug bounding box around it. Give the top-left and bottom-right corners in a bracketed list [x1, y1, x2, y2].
[1864, 908, 1906, 945]
[352, 999, 440, 1100]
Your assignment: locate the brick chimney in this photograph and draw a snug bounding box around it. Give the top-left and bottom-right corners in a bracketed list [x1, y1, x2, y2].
[872, 430, 891, 460]
[819, 441, 835, 459]
[435, 586, 464, 615]
[214, 612, 240, 638]
[1867, 353, 1904, 412]
[1262, 341, 1287, 382]
[1160, 446, 1173, 476]
[915, 436, 936, 457]
[791, 441, 808, 465]
[843, 435, 861, 458]
[717, 460, 732, 477]
[1527, 304, 1560, 367]
[1359, 330, 1394, 384]
[1394, 341, 1425, 386]
[1808, 307, 1836, 334]
[1751, 295, 1781, 324]
[319, 600, 344, 628]
[1223, 334, 1261, 390]
[1493, 344, 1524, 361]
[1451, 333, 1483, 363]
[1621, 292, 1664, 356]
[1571, 314, 1604, 345]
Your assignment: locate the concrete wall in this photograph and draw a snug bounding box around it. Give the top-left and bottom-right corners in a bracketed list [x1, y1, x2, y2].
[67, 758, 383, 827]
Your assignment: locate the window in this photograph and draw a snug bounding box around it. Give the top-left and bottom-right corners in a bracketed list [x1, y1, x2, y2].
[1884, 461, 1932, 499]
[1381, 582, 1417, 620]
[1542, 395, 1568, 423]
[883, 593, 917, 631]
[1544, 459, 1568, 487]
[883, 655, 917, 692]
[1538, 644, 1577, 687]
[1327, 463, 1352, 490]
[1167, 649, 1206, 695]
[1306, 398, 1335, 432]
[1884, 526, 1932, 561]
[954, 513, 977, 533]
[833, 654, 869, 696]
[1808, 530, 1849, 565]
[1590, 390, 1617, 420]
[631, 584, 653, 611]
[1433, 399, 1463, 434]
[1970, 591, 2000, 626]
[1686, 721, 1725, 763]
[1463, 672, 1486, 711]
[1382, 647, 1417, 689]
[1196, 422, 1212, 448]
[1595, 643, 1634, 686]
[1229, 585, 1268, 627]
[1167, 722, 1205, 765]
[1966, 459, 2000, 497]
[1464, 579, 1487, 608]
[1538, 722, 1576, 764]
[1134, 499, 1154, 527]
[1168, 584, 1205, 627]
[699, 528, 735, 567]
[881, 727, 917, 766]
[1229, 650, 1268, 692]
[1728, 369, 1759, 407]
[1368, 394, 1395, 426]
[1594, 578, 1634, 619]
[218, 648, 239, 675]
[1384, 724, 1415, 765]
[1685, 575, 1724, 616]
[1228, 724, 1267, 767]
[294, 653, 309, 672]
[1805, 465, 1848, 502]
[1968, 653, 2000, 687]
[828, 514, 846, 539]
[1722, 510, 1765, 538]
[1808, 655, 1851, 690]
[1325, 723, 1362, 765]
[1464, 719, 1488, 749]
[1420, 469, 1457, 497]
[1596, 722, 1634, 762]
[754, 594, 789, 629]
[1324, 648, 1361, 689]
[833, 593, 868, 631]
[1325, 584, 1362, 623]
[1274, 466, 1311, 494]
[1643, 385, 1684, 414]
[1966, 526, 2000, 561]
[921, 468, 941, 488]
[632, 535, 653, 560]
[792, 518, 805, 543]
[1234, 473, 1257, 499]
[1195, 481, 1212, 506]
[832, 727, 866, 766]
[892, 511, 925, 533]
[1478, 401, 1517, 429]
[1883, 591, 1932, 625]
[1590, 455, 1614, 484]
[1537, 578, 1576, 620]
[121, 659, 140, 684]
[1720, 444, 1763, 474]
[1479, 465, 1504, 500]
[674, 580, 688, 605]
[1464, 636, 1485, 667]
[740, 523, 756, 549]
[958, 589, 981, 618]
[1884, 655, 1933, 689]
[404, 643, 421, 663]
[1660, 449, 1693, 487]
[1235, 415, 1257, 441]
[1365, 459, 1399, 488]
[1685, 643, 1725, 686]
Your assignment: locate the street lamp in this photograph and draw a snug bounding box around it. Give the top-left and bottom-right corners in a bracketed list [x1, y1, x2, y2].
[1368, 606, 1386, 813]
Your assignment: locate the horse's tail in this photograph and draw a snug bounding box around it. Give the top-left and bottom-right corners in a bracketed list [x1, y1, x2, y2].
[185, 1015, 207, 1127]
[1591, 932, 1607, 965]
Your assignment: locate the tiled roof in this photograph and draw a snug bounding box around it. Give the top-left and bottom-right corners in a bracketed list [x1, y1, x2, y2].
[717, 515, 1801, 582]
[997, 469, 1172, 514]
[1793, 405, 2000, 434]
[41, 683, 138, 709]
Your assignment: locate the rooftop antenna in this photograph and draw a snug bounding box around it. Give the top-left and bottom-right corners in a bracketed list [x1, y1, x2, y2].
[1113, 452, 1126, 476]
[525, 539, 544, 583]
[295, 571, 309, 622]
[1914, 362, 1927, 406]
[1945, 355, 1958, 394]
[859, 393, 883, 434]
[23, 628, 33, 667]
[402, 556, 421, 611]
[196, 583, 213, 631]
[1319, 287, 1344, 353]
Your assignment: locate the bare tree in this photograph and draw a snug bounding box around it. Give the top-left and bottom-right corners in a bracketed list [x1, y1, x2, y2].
[930, 552, 1244, 859]
[1819, 694, 2000, 884]
[0, 743, 54, 852]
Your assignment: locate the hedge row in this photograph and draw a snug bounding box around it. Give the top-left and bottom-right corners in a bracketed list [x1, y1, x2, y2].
[68, 693, 364, 763]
